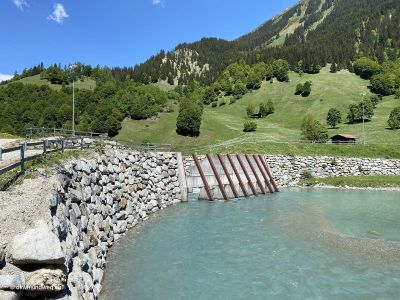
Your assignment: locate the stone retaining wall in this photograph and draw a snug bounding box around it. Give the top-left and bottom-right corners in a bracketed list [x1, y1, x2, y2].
[0, 151, 184, 299]
[265, 155, 400, 187]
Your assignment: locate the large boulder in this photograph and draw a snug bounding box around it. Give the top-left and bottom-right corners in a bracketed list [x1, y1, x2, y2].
[24, 269, 66, 297]
[0, 274, 25, 290]
[9, 223, 65, 265]
[0, 242, 5, 266]
[0, 290, 21, 300]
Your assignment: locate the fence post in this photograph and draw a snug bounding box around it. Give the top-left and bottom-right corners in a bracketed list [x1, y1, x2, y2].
[81, 137, 84, 150]
[53, 127, 56, 137]
[29, 128, 33, 140]
[20, 144, 25, 173]
[43, 140, 47, 156]
[42, 127, 45, 138]
[61, 138, 65, 153]
[0, 148, 2, 161]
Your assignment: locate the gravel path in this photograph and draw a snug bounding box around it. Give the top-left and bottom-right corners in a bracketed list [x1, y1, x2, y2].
[0, 172, 58, 274]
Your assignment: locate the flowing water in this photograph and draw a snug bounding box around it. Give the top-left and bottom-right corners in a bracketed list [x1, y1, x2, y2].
[101, 189, 400, 300]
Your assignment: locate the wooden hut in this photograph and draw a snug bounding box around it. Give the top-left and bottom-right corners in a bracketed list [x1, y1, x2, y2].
[330, 134, 356, 144]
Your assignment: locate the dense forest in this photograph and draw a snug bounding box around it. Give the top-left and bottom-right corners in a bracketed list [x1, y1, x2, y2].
[0, 73, 174, 137]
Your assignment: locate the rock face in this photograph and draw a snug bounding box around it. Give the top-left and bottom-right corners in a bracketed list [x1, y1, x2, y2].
[49, 150, 183, 299]
[9, 223, 65, 265]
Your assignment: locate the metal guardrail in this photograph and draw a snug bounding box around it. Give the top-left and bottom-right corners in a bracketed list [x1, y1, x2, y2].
[0, 137, 94, 176]
[0, 136, 173, 177]
[26, 127, 107, 140]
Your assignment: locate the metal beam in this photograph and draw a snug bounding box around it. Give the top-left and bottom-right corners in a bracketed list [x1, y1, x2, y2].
[245, 155, 266, 194]
[217, 154, 239, 199]
[236, 154, 257, 196]
[258, 155, 279, 192]
[227, 154, 249, 198]
[192, 154, 213, 201]
[206, 154, 228, 200]
[253, 155, 274, 193]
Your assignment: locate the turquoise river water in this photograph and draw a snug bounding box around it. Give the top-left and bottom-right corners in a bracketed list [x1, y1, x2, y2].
[101, 188, 400, 300]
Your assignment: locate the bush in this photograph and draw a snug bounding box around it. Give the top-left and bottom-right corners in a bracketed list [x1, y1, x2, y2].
[259, 99, 274, 117]
[229, 99, 236, 105]
[295, 83, 303, 95]
[301, 169, 314, 179]
[246, 104, 257, 117]
[301, 115, 328, 143]
[243, 121, 257, 132]
[176, 97, 203, 137]
[395, 89, 400, 99]
[388, 107, 400, 129]
[370, 72, 398, 95]
[211, 102, 218, 108]
[219, 100, 226, 107]
[353, 57, 381, 79]
[295, 81, 312, 97]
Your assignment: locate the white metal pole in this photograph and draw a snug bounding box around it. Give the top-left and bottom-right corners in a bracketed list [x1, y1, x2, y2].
[72, 79, 75, 137]
[361, 92, 366, 145]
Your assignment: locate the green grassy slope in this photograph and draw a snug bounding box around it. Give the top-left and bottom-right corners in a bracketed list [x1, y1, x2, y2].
[117, 67, 400, 155]
[3, 74, 96, 90]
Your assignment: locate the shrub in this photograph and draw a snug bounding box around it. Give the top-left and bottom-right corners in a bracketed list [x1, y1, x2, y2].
[176, 97, 203, 137]
[211, 102, 218, 108]
[302, 81, 312, 97]
[301, 115, 328, 143]
[295, 83, 303, 95]
[395, 89, 400, 99]
[246, 103, 257, 117]
[388, 107, 400, 129]
[370, 72, 398, 95]
[219, 100, 226, 107]
[259, 99, 275, 117]
[230, 99, 236, 105]
[353, 57, 381, 79]
[243, 121, 257, 132]
[301, 169, 314, 179]
[295, 81, 312, 97]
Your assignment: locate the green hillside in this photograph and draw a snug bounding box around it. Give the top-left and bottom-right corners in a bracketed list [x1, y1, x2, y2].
[117, 67, 400, 154]
[4, 74, 96, 90]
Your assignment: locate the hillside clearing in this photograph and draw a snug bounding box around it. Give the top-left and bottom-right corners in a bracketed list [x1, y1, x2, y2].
[117, 67, 400, 157]
[2, 74, 96, 90]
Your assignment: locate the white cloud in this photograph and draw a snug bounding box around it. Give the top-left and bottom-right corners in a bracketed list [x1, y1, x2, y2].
[48, 3, 69, 24]
[12, 0, 29, 11]
[152, 0, 162, 6]
[0, 73, 13, 83]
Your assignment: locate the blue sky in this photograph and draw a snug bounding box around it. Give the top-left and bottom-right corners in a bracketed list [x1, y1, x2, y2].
[0, 0, 298, 80]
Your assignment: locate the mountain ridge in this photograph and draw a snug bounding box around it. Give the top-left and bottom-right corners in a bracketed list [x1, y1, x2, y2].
[114, 0, 399, 85]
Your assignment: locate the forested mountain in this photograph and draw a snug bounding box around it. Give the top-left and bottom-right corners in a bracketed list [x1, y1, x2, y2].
[126, 0, 400, 85]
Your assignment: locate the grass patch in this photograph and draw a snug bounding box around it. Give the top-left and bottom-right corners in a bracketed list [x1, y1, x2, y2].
[178, 142, 400, 159]
[3, 75, 96, 91]
[0, 150, 90, 190]
[301, 176, 400, 188]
